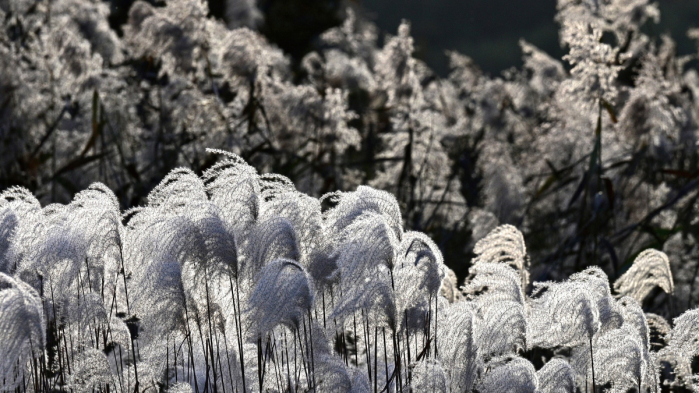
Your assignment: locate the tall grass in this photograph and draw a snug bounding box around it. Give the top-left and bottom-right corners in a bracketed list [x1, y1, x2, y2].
[0, 151, 697, 392]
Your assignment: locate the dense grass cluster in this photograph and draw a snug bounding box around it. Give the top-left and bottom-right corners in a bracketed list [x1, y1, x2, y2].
[3, 0, 699, 295]
[1, 151, 698, 392]
[4, 0, 699, 390]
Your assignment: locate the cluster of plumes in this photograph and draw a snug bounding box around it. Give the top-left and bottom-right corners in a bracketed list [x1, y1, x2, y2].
[0, 0, 463, 236]
[0, 151, 448, 392]
[2, 152, 699, 393]
[4, 0, 699, 306]
[452, 0, 699, 299]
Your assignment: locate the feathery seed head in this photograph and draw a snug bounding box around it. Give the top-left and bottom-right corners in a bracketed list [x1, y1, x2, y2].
[246, 258, 314, 335]
[614, 249, 674, 303]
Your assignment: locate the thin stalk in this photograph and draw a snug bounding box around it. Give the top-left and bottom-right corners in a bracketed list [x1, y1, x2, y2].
[382, 328, 389, 392]
[271, 333, 283, 393]
[263, 335, 272, 389]
[424, 306, 431, 359]
[220, 329, 236, 392]
[28, 339, 37, 393]
[117, 243, 131, 314]
[257, 336, 263, 392]
[184, 303, 200, 393]
[374, 327, 378, 393]
[294, 329, 310, 385]
[214, 334, 226, 393]
[322, 291, 327, 329]
[353, 313, 359, 366]
[590, 335, 596, 393]
[305, 311, 316, 390]
[362, 310, 372, 383]
[392, 331, 403, 393]
[173, 338, 178, 384]
[229, 277, 247, 393]
[283, 331, 292, 391]
[117, 243, 138, 391]
[434, 295, 438, 358]
[341, 331, 348, 365]
[295, 328, 309, 387]
[204, 277, 218, 393]
[166, 336, 170, 390]
[404, 311, 411, 385]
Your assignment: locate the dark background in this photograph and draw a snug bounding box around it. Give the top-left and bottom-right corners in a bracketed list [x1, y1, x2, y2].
[359, 0, 699, 76]
[108, 0, 699, 77]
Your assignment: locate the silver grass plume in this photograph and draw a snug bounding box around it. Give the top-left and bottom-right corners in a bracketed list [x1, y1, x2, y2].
[410, 360, 448, 393]
[259, 189, 322, 265]
[400, 296, 432, 337]
[463, 263, 526, 359]
[0, 187, 42, 217]
[0, 273, 45, 381]
[313, 354, 352, 393]
[537, 358, 575, 393]
[462, 263, 525, 306]
[215, 27, 288, 81]
[258, 173, 297, 201]
[393, 262, 433, 333]
[617, 297, 660, 392]
[437, 301, 482, 392]
[62, 183, 123, 297]
[127, 215, 198, 334]
[306, 236, 340, 291]
[440, 267, 461, 303]
[3, 144, 697, 392]
[527, 278, 600, 349]
[477, 356, 538, 393]
[396, 231, 446, 297]
[203, 149, 260, 237]
[146, 167, 208, 212]
[661, 308, 699, 386]
[124, 0, 209, 73]
[394, 231, 446, 320]
[588, 326, 647, 393]
[570, 266, 623, 333]
[246, 258, 314, 336]
[169, 382, 194, 393]
[646, 313, 671, 350]
[0, 187, 44, 274]
[244, 216, 300, 280]
[476, 299, 527, 359]
[324, 186, 403, 242]
[185, 201, 239, 280]
[108, 315, 132, 352]
[68, 292, 109, 344]
[614, 249, 674, 304]
[472, 224, 530, 288]
[520, 40, 566, 96]
[332, 264, 397, 329]
[0, 206, 17, 275]
[618, 296, 651, 351]
[333, 211, 399, 287]
[66, 348, 115, 392]
[19, 208, 92, 309]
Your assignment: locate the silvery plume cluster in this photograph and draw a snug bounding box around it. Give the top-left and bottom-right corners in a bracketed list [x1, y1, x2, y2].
[1, 150, 699, 393]
[4, 0, 699, 298]
[0, 0, 464, 233]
